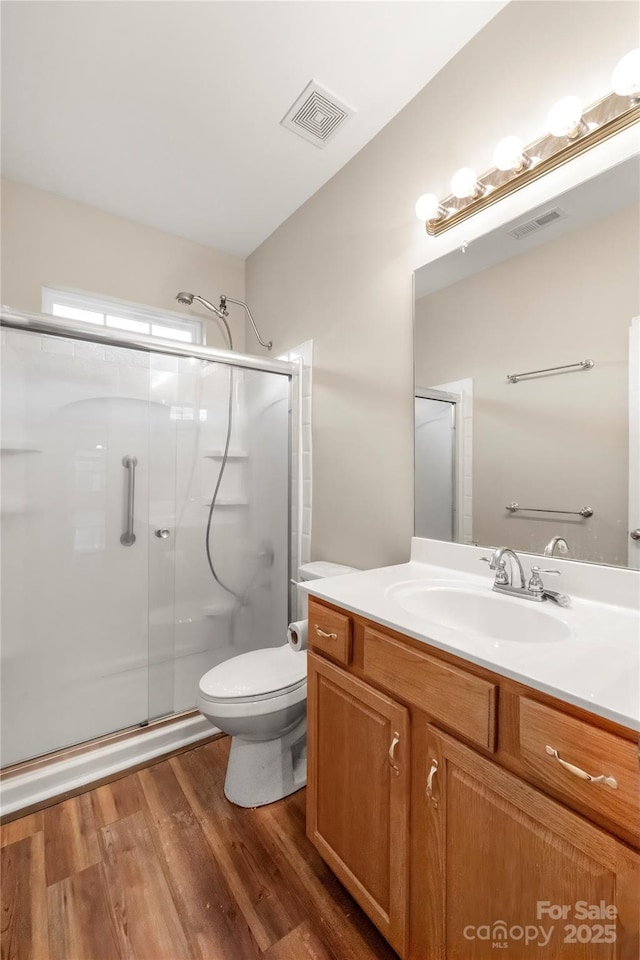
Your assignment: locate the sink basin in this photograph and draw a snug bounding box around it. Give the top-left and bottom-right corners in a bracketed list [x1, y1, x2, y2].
[386, 582, 571, 644]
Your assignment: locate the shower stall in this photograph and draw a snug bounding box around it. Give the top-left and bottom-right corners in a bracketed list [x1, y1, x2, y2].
[0, 309, 294, 804]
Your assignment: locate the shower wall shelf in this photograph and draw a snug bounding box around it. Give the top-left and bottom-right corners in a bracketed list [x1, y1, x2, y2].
[171, 637, 217, 660]
[203, 600, 236, 618]
[202, 497, 249, 507]
[1, 502, 38, 515]
[1, 445, 42, 455]
[203, 449, 248, 459]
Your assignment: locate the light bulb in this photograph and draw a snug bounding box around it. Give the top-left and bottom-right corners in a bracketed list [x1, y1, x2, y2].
[415, 193, 444, 222]
[612, 48, 640, 99]
[451, 167, 481, 199]
[493, 135, 530, 173]
[546, 96, 585, 139]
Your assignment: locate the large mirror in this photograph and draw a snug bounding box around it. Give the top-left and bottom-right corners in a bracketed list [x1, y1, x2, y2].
[414, 154, 640, 569]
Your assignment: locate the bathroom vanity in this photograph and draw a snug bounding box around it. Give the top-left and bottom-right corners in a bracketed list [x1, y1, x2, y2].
[303, 542, 640, 959]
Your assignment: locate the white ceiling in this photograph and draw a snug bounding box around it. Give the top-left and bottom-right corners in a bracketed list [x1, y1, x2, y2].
[1, 1, 507, 257]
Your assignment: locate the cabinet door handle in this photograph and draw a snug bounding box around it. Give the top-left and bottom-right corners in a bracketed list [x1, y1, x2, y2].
[545, 745, 618, 789]
[426, 759, 439, 807]
[315, 626, 337, 640]
[388, 732, 400, 775]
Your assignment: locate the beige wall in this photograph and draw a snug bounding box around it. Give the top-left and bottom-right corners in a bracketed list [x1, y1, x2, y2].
[415, 204, 640, 567]
[246, 1, 637, 570]
[1, 178, 245, 351]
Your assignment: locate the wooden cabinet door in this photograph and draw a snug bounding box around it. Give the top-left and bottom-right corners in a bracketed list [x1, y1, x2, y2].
[422, 726, 640, 960]
[307, 651, 410, 955]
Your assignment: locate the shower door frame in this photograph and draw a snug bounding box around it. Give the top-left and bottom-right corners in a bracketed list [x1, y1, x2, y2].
[0, 308, 297, 814]
[0, 308, 294, 376]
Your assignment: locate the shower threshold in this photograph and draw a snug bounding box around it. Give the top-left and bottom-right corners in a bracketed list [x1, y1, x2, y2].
[0, 710, 220, 821]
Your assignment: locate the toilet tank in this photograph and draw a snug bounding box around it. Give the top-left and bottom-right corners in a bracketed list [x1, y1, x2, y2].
[296, 561, 360, 618]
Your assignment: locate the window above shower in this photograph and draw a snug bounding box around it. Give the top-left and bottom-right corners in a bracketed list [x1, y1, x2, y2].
[42, 286, 203, 344]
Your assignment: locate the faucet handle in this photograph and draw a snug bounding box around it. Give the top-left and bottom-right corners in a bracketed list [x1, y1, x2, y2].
[528, 565, 561, 594]
[480, 553, 509, 585]
[491, 557, 510, 584]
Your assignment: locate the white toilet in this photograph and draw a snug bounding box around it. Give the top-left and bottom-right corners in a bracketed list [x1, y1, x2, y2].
[198, 561, 359, 807]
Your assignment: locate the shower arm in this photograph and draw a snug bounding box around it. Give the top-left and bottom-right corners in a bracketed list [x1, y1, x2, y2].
[221, 296, 273, 351]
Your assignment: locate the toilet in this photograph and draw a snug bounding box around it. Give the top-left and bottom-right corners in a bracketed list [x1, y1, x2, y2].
[198, 561, 359, 807]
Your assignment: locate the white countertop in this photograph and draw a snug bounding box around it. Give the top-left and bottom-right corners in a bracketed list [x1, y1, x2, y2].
[301, 554, 640, 732]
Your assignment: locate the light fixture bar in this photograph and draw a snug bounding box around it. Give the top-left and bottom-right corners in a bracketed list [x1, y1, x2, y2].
[422, 92, 640, 237]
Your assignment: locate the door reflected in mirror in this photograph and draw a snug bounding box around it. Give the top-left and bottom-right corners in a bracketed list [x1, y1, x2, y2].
[414, 155, 640, 569]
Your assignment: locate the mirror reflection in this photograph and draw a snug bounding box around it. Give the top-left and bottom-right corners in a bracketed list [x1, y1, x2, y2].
[414, 155, 640, 569]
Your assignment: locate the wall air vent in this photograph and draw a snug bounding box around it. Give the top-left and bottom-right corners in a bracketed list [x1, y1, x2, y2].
[507, 207, 568, 240]
[281, 80, 354, 148]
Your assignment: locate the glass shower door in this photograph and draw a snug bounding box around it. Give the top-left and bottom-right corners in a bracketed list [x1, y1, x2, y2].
[1, 326, 292, 769]
[1, 331, 153, 765]
[164, 356, 291, 714]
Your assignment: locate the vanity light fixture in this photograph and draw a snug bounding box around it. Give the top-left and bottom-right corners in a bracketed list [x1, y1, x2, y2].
[612, 48, 640, 101]
[493, 135, 532, 173]
[546, 96, 587, 140]
[414, 193, 448, 223]
[450, 167, 486, 200]
[415, 51, 640, 237]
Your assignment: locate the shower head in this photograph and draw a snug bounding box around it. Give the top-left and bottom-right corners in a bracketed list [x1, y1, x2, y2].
[175, 292, 233, 349]
[175, 292, 227, 322]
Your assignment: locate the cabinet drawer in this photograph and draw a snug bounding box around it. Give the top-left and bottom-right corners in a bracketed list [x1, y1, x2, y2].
[308, 600, 352, 665]
[363, 628, 497, 751]
[519, 697, 640, 842]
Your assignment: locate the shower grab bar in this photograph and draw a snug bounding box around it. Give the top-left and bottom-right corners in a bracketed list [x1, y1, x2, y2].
[506, 502, 593, 518]
[120, 456, 138, 546]
[506, 359, 594, 383]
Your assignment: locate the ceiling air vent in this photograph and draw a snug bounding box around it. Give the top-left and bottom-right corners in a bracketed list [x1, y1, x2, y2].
[281, 80, 354, 148]
[507, 206, 568, 240]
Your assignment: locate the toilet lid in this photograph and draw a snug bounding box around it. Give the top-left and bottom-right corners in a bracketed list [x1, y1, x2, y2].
[199, 645, 307, 701]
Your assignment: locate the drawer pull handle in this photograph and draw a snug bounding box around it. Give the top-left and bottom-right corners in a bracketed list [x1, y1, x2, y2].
[315, 626, 338, 640]
[545, 745, 618, 789]
[426, 759, 439, 807]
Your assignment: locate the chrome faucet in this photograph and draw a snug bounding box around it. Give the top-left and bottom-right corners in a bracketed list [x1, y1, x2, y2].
[544, 536, 569, 558]
[481, 547, 570, 606]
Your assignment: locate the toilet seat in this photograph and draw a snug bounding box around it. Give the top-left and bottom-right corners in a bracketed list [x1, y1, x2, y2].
[199, 677, 306, 706]
[199, 644, 306, 705]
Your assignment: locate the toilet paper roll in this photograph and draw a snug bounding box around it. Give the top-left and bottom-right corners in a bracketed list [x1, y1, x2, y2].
[287, 619, 308, 652]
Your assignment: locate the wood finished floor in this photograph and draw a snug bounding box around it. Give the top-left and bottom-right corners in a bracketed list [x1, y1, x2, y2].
[1, 737, 399, 960]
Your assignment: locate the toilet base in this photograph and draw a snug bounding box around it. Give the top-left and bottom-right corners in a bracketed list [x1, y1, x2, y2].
[223, 716, 307, 808]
